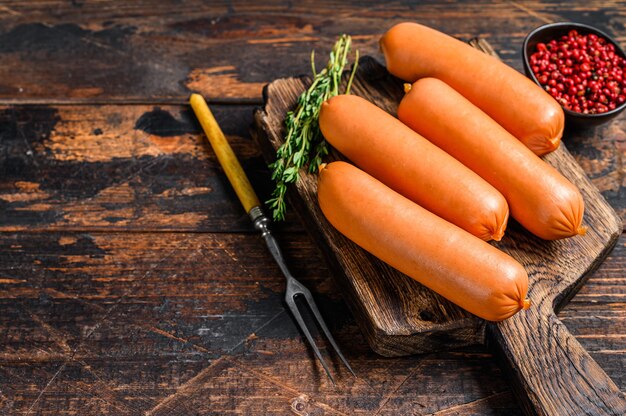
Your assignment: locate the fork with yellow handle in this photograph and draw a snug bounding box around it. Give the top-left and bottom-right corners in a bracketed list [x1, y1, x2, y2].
[189, 93, 355, 384]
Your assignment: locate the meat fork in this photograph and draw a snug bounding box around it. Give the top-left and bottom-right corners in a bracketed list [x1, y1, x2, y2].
[189, 94, 355, 384]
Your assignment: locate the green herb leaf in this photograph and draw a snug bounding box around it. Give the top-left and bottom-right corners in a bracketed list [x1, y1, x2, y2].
[267, 34, 359, 221]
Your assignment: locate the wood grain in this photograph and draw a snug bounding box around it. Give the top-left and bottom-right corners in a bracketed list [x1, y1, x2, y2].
[0, 231, 525, 416]
[3, 230, 606, 413]
[253, 50, 624, 414]
[0, 104, 304, 233]
[0, 0, 624, 104]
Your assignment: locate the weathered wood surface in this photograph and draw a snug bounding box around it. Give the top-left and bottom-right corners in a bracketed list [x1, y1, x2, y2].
[0, 0, 624, 104]
[2, 230, 624, 415]
[0, 104, 306, 233]
[0, 1, 625, 415]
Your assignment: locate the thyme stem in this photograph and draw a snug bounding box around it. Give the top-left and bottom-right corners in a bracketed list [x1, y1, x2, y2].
[266, 34, 359, 221]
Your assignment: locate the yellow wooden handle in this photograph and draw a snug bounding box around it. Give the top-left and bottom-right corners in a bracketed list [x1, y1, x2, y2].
[189, 93, 260, 213]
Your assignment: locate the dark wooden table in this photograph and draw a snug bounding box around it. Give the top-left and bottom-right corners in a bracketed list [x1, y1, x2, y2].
[0, 1, 624, 415]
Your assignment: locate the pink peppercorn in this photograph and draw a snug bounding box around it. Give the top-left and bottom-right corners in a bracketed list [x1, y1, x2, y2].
[530, 30, 626, 114]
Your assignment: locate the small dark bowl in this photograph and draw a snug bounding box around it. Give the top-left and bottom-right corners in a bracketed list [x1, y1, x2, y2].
[522, 22, 626, 128]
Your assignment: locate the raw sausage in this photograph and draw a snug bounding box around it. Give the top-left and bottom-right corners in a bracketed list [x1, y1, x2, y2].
[320, 94, 509, 241]
[380, 22, 563, 156]
[398, 78, 585, 240]
[317, 161, 530, 322]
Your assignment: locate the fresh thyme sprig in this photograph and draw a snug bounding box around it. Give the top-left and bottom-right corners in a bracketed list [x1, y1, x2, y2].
[267, 34, 359, 221]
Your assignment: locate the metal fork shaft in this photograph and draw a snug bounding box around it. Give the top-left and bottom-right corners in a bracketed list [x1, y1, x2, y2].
[250, 207, 291, 278]
[249, 206, 354, 383]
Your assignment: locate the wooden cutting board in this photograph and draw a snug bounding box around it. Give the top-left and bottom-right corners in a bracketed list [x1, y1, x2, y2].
[251, 40, 626, 415]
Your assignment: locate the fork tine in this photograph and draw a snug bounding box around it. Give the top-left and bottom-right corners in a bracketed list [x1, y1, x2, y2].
[285, 295, 336, 385]
[299, 289, 357, 377]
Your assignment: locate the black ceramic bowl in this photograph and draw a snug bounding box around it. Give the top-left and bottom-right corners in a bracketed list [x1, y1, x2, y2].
[522, 22, 626, 128]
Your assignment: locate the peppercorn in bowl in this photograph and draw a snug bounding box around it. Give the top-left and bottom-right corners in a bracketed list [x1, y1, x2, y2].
[523, 22, 626, 127]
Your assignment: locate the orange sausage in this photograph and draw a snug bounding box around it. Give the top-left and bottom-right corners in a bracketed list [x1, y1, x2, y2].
[398, 78, 585, 240]
[317, 161, 530, 322]
[380, 22, 564, 156]
[320, 95, 509, 241]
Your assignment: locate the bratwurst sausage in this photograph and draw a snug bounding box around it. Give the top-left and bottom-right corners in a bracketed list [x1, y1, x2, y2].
[317, 161, 530, 321]
[380, 22, 564, 156]
[320, 94, 509, 241]
[398, 78, 585, 240]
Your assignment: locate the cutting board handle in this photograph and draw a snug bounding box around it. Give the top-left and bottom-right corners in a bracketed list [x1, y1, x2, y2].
[488, 301, 626, 415]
